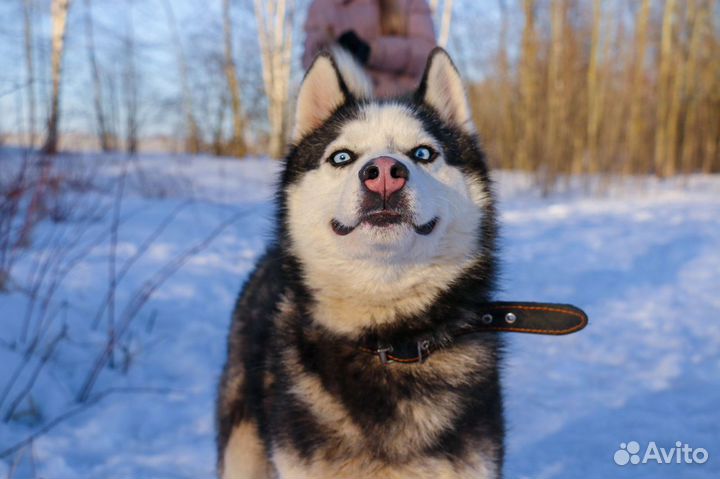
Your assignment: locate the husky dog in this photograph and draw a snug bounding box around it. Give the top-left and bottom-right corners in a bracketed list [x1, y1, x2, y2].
[216, 47, 502, 478]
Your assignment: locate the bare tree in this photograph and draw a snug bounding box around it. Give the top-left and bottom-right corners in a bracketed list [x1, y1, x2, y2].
[466, 0, 719, 183]
[682, 0, 716, 173]
[585, 0, 603, 173]
[162, 0, 201, 154]
[492, 0, 517, 168]
[543, 0, 566, 186]
[654, 0, 679, 177]
[254, 0, 295, 159]
[212, 89, 228, 155]
[83, 0, 113, 151]
[41, 0, 72, 155]
[626, 0, 650, 174]
[517, 0, 539, 172]
[22, 0, 36, 148]
[123, 5, 139, 155]
[223, 0, 247, 158]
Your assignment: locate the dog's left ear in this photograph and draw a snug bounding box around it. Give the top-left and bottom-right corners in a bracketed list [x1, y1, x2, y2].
[415, 48, 475, 134]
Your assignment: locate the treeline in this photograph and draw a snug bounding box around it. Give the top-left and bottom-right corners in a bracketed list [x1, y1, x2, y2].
[5, 0, 718, 180]
[7, 0, 276, 157]
[7, 0, 462, 159]
[470, 0, 719, 183]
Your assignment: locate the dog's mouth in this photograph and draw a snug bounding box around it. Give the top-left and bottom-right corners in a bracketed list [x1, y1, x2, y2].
[330, 214, 439, 236]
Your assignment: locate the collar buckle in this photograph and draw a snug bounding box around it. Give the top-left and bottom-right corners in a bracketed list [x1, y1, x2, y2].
[417, 339, 431, 363]
[376, 344, 394, 365]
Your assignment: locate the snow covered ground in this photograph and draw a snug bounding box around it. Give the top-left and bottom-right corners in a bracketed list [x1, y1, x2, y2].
[0, 150, 718, 478]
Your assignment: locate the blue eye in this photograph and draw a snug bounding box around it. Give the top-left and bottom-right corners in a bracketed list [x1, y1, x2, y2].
[330, 150, 354, 166]
[412, 146, 435, 162]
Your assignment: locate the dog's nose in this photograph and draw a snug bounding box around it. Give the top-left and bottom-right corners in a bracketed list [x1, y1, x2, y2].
[359, 157, 408, 199]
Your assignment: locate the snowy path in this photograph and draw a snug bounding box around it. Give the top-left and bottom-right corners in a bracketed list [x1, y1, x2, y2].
[1, 153, 718, 478]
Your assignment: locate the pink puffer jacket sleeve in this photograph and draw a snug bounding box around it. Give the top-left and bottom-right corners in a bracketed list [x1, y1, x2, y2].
[367, 0, 436, 76]
[303, 0, 334, 70]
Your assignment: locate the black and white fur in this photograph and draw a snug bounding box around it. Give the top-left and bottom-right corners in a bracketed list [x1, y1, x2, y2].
[216, 47, 503, 478]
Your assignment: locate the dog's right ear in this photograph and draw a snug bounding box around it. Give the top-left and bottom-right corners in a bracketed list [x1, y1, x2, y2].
[292, 50, 372, 142]
[292, 53, 346, 142]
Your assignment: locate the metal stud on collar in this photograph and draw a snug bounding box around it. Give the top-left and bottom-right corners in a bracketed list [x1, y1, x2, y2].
[481, 314, 493, 324]
[505, 312, 517, 324]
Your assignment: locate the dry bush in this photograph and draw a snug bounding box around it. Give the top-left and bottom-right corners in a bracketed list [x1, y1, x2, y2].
[0, 155, 66, 290]
[0, 153, 245, 467]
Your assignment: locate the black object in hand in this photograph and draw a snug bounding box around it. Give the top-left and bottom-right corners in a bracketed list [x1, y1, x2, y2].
[338, 30, 371, 65]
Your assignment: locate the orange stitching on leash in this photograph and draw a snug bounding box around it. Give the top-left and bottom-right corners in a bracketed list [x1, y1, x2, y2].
[486, 304, 584, 318]
[480, 323, 586, 335]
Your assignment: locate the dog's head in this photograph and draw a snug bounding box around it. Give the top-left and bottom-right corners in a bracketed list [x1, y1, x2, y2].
[280, 48, 495, 336]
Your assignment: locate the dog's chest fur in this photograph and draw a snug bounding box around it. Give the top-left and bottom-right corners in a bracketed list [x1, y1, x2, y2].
[217, 248, 504, 478]
[217, 254, 502, 478]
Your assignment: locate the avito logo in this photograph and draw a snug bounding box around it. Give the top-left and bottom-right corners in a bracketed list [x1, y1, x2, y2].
[614, 441, 709, 466]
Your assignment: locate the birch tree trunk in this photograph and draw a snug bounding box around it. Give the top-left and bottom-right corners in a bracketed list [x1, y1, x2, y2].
[41, 0, 71, 155]
[254, 0, 295, 159]
[437, 0, 454, 48]
[23, 0, 36, 148]
[223, 0, 247, 158]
